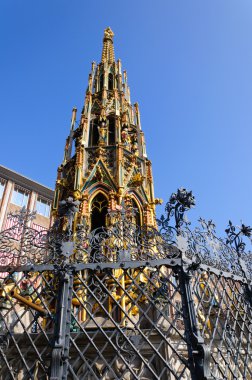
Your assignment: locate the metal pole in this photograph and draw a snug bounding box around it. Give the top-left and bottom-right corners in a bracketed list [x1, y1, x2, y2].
[178, 264, 211, 380]
[50, 269, 73, 380]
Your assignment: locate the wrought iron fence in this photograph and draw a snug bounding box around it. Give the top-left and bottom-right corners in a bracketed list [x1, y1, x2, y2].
[0, 190, 251, 379]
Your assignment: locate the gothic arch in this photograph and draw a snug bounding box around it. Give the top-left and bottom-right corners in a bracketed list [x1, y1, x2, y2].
[87, 181, 115, 196]
[129, 191, 143, 209]
[89, 189, 109, 211]
[127, 192, 143, 226]
[89, 191, 108, 232]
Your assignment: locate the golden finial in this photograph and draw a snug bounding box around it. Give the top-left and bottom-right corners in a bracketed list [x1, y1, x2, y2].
[104, 27, 114, 40]
[101, 27, 115, 63]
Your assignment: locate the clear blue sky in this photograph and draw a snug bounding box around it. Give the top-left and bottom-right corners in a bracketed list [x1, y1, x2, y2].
[1, 0, 252, 233]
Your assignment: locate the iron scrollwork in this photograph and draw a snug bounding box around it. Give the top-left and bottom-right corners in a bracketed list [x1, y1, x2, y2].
[225, 220, 252, 277]
[0, 190, 251, 277]
[163, 187, 195, 231]
[0, 207, 49, 267]
[0, 189, 252, 380]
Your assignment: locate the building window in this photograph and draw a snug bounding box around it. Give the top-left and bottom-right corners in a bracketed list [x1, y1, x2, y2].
[11, 187, 29, 207]
[0, 180, 5, 199]
[36, 198, 51, 218]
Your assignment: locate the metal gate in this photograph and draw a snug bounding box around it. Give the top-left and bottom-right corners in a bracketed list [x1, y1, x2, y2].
[0, 192, 251, 379]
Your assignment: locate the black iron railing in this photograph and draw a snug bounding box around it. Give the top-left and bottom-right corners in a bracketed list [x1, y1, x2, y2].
[0, 190, 251, 379]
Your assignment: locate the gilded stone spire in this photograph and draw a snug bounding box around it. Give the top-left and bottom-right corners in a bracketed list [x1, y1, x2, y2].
[53, 28, 158, 232]
[51, 28, 159, 329]
[101, 27, 115, 63]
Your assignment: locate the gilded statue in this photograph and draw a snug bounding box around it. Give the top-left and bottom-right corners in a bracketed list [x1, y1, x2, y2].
[121, 126, 131, 149]
[98, 121, 108, 146]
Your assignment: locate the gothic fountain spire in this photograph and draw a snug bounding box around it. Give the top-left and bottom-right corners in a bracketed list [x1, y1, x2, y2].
[53, 28, 159, 234]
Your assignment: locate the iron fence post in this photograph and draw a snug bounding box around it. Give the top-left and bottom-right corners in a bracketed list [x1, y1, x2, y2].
[178, 263, 211, 380]
[50, 268, 73, 380]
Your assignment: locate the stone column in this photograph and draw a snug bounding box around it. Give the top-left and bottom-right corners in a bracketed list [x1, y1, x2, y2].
[0, 180, 13, 231]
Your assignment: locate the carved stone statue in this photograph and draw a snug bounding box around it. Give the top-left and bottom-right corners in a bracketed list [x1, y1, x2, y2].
[121, 126, 131, 149]
[58, 197, 80, 235]
[98, 121, 108, 146]
[131, 134, 139, 156]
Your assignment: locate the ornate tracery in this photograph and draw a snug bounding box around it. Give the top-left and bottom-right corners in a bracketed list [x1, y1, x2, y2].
[52, 27, 159, 233]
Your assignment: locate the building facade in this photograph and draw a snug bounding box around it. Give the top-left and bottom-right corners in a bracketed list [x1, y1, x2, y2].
[0, 165, 53, 232]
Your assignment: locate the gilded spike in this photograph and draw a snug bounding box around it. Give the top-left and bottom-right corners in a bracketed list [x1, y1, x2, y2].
[101, 27, 115, 63]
